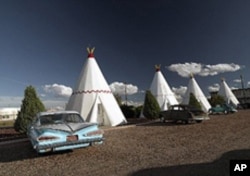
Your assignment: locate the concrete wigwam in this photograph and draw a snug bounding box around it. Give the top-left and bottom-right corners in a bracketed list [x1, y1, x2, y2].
[149, 65, 179, 110]
[66, 48, 127, 126]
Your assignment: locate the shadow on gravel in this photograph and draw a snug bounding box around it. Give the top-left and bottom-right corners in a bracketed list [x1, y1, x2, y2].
[129, 149, 250, 176]
[136, 121, 196, 127]
[0, 141, 73, 162]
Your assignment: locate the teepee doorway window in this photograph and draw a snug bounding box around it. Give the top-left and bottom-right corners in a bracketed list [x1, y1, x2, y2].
[97, 104, 104, 125]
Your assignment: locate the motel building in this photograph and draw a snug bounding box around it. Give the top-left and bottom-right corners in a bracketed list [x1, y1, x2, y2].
[0, 107, 20, 121]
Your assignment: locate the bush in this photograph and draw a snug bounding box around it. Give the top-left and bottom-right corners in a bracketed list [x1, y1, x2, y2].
[189, 93, 202, 110]
[14, 86, 45, 134]
[208, 94, 226, 107]
[142, 90, 161, 119]
[135, 105, 143, 118]
[121, 105, 136, 118]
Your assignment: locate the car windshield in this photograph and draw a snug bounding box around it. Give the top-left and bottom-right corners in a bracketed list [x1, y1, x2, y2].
[40, 113, 84, 125]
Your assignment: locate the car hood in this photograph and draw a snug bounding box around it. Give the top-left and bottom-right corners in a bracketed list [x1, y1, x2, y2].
[37, 123, 97, 133]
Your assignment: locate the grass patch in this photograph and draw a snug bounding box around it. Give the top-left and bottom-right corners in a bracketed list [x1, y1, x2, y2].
[0, 120, 15, 127]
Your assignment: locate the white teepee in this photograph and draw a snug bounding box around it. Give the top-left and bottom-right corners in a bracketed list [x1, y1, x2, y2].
[150, 65, 179, 110]
[66, 48, 127, 126]
[182, 74, 211, 112]
[140, 65, 178, 118]
[218, 78, 239, 108]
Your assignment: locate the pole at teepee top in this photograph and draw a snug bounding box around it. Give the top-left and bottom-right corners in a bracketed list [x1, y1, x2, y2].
[155, 64, 161, 72]
[87, 47, 95, 58]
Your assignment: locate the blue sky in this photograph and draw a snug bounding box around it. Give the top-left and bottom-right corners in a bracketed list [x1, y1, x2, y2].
[0, 0, 250, 109]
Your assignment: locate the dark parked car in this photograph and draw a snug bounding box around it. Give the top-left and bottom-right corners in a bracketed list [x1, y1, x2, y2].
[160, 104, 210, 124]
[208, 104, 237, 115]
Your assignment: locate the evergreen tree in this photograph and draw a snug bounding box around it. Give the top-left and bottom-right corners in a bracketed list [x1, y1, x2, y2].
[135, 105, 143, 118]
[188, 93, 202, 110]
[114, 93, 122, 106]
[209, 94, 226, 107]
[120, 105, 136, 118]
[143, 90, 161, 119]
[14, 85, 45, 134]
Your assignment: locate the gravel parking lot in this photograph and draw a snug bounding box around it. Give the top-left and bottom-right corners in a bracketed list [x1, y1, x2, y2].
[0, 110, 250, 176]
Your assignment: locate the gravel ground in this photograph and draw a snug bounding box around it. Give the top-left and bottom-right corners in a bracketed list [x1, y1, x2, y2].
[0, 110, 250, 176]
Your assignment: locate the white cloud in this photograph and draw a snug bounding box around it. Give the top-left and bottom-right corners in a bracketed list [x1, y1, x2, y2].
[233, 79, 241, 83]
[167, 62, 242, 77]
[109, 82, 138, 95]
[248, 82, 250, 87]
[230, 87, 238, 90]
[172, 86, 187, 103]
[208, 83, 220, 92]
[172, 86, 187, 96]
[42, 99, 67, 110]
[168, 62, 202, 77]
[46, 106, 65, 112]
[43, 84, 72, 98]
[122, 100, 143, 107]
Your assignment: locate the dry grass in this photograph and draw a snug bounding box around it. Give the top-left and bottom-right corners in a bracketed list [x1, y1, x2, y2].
[0, 120, 14, 127]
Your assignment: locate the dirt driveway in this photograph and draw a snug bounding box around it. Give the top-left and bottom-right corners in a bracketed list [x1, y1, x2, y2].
[0, 110, 250, 176]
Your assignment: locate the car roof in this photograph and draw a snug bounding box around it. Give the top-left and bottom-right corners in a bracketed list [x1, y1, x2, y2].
[38, 110, 80, 116]
[170, 104, 190, 108]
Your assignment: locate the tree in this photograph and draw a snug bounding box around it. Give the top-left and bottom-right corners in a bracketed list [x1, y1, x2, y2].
[114, 93, 122, 106]
[189, 93, 202, 110]
[142, 90, 161, 119]
[14, 85, 45, 134]
[120, 105, 136, 118]
[209, 94, 226, 107]
[135, 105, 143, 118]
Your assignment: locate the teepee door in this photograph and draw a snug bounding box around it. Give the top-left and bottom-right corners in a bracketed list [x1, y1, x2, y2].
[97, 104, 105, 125]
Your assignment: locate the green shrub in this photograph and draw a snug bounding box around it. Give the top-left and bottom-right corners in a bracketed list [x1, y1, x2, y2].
[142, 90, 161, 119]
[208, 94, 226, 107]
[135, 105, 143, 118]
[121, 105, 136, 118]
[189, 93, 202, 110]
[14, 86, 45, 134]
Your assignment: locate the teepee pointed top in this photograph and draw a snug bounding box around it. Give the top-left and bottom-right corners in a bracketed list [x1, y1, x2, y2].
[221, 77, 225, 81]
[190, 73, 194, 78]
[87, 47, 95, 58]
[155, 64, 161, 72]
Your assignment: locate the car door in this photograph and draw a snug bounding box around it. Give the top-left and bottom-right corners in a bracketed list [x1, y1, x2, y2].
[171, 106, 188, 121]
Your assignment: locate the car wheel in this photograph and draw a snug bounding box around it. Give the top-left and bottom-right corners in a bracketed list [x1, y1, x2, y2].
[160, 117, 165, 123]
[195, 120, 202, 123]
[183, 120, 189, 124]
[224, 110, 228, 114]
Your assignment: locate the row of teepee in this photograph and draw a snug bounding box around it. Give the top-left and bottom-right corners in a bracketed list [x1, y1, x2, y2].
[66, 48, 239, 126]
[145, 66, 212, 113]
[146, 66, 239, 113]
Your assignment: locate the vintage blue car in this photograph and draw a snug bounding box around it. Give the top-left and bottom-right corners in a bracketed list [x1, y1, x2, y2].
[27, 111, 104, 153]
[208, 104, 238, 115]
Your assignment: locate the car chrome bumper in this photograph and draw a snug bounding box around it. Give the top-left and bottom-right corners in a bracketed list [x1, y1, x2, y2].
[35, 137, 104, 152]
[193, 116, 210, 120]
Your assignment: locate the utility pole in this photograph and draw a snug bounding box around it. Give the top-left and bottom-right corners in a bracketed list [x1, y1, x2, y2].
[124, 82, 128, 106]
[240, 75, 247, 108]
